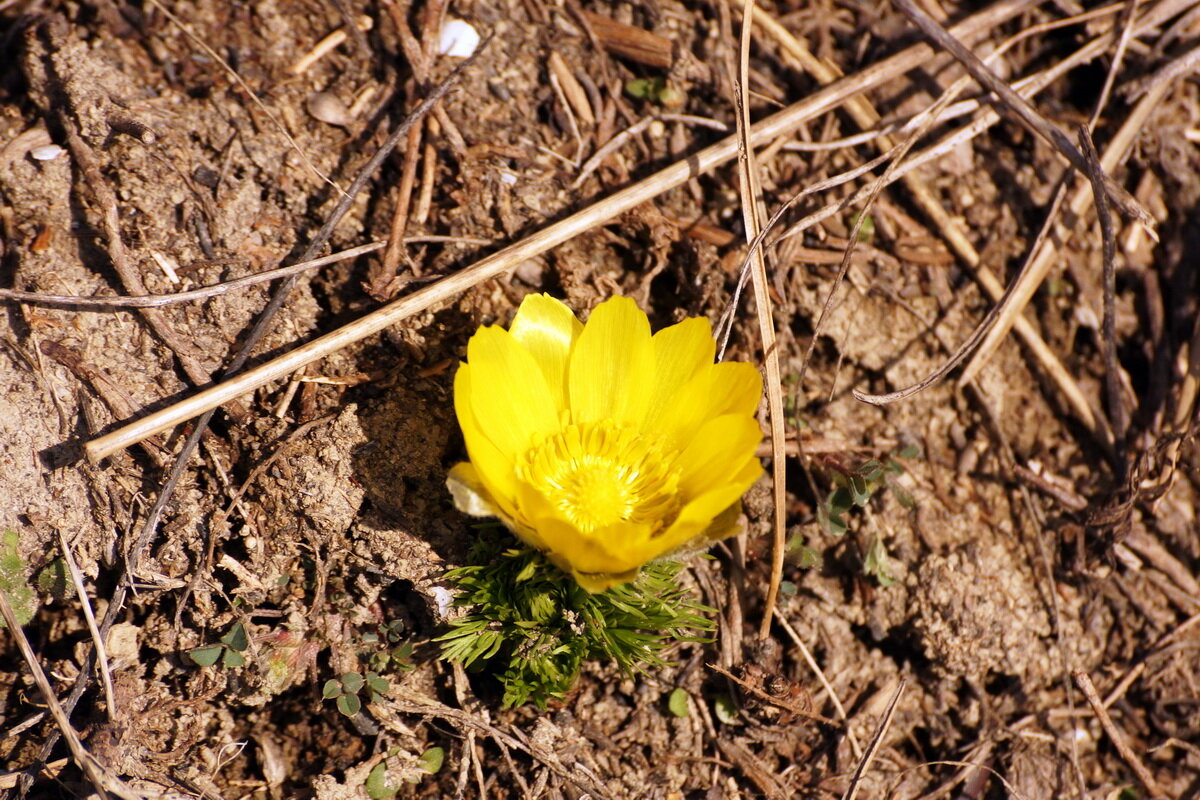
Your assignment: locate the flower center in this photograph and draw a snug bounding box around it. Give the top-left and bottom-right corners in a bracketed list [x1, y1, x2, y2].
[518, 422, 681, 534]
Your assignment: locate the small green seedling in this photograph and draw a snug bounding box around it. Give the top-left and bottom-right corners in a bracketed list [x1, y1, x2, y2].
[364, 746, 444, 798]
[188, 622, 249, 668]
[363, 620, 416, 674]
[0, 530, 36, 628]
[36, 558, 69, 602]
[365, 760, 399, 800]
[417, 747, 444, 776]
[625, 76, 683, 107]
[815, 446, 918, 586]
[713, 693, 739, 725]
[323, 671, 389, 717]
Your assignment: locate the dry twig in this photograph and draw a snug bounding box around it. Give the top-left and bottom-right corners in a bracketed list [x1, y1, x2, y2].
[1074, 670, 1167, 798]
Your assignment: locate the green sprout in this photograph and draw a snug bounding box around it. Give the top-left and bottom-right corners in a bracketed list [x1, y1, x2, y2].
[437, 543, 713, 708]
[362, 620, 416, 675]
[323, 671, 389, 717]
[0, 530, 36, 628]
[187, 622, 249, 668]
[625, 76, 684, 107]
[814, 445, 920, 586]
[667, 688, 691, 718]
[365, 747, 444, 798]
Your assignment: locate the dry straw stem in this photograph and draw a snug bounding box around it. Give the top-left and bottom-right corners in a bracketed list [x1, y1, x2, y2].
[779, 0, 1180, 435]
[56, 528, 117, 722]
[958, 76, 1175, 387]
[1074, 670, 1167, 799]
[891, 0, 1154, 229]
[737, 0, 1109, 433]
[800, 0, 1186, 429]
[840, 678, 905, 800]
[776, 611, 862, 758]
[288, 14, 373, 75]
[0, 242, 386, 309]
[731, 0, 788, 643]
[85, 0, 1042, 462]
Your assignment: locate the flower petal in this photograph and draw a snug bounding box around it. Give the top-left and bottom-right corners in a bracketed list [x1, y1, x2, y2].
[509, 293, 582, 410]
[568, 296, 654, 426]
[676, 413, 763, 498]
[656, 457, 762, 553]
[707, 361, 762, 417]
[466, 325, 559, 459]
[656, 361, 762, 451]
[454, 365, 520, 519]
[643, 316, 714, 433]
[445, 462, 497, 518]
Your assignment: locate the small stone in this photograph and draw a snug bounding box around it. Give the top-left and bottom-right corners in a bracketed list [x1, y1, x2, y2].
[439, 19, 480, 58]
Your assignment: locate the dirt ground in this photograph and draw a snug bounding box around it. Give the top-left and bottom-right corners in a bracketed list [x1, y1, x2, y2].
[1, 0, 1199, 797]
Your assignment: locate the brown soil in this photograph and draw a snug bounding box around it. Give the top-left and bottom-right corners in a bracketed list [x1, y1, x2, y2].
[1, 0, 1198, 798]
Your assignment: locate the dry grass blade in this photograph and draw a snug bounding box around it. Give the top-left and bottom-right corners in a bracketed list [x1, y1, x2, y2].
[730, 0, 788, 643]
[956, 77, 1175, 390]
[841, 678, 905, 800]
[0, 242, 386, 309]
[890, 0, 1155, 231]
[776, 612, 863, 758]
[1075, 670, 1167, 798]
[56, 528, 116, 722]
[84, 0, 1043, 461]
[1078, 125, 1130, 454]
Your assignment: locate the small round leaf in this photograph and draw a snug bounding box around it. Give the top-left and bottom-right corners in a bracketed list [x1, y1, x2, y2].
[667, 688, 690, 718]
[418, 747, 444, 775]
[340, 672, 365, 693]
[337, 692, 362, 717]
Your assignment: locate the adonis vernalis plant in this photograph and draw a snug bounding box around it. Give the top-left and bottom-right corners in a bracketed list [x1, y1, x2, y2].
[447, 294, 763, 591]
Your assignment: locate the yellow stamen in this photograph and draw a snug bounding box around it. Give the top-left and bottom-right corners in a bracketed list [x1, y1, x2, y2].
[518, 422, 681, 534]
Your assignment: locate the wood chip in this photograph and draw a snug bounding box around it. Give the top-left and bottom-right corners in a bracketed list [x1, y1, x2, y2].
[581, 10, 672, 70]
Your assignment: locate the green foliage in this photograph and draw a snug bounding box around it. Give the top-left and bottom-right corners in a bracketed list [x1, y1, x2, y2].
[667, 688, 690, 718]
[362, 620, 416, 674]
[187, 622, 249, 668]
[850, 210, 876, 243]
[814, 446, 919, 585]
[417, 747, 444, 775]
[323, 671, 389, 717]
[624, 76, 683, 106]
[0, 530, 36, 628]
[365, 761, 399, 799]
[712, 693, 739, 724]
[437, 547, 713, 708]
[364, 746, 444, 797]
[36, 558, 69, 601]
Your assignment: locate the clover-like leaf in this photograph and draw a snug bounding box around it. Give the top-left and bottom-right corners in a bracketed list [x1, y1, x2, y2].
[337, 692, 362, 717]
[187, 645, 224, 667]
[220, 622, 249, 652]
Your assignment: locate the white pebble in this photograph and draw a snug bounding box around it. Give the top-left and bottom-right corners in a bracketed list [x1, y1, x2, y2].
[431, 586, 455, 618]
[31, 144, 66, 161]
[439, 19, 480, 58]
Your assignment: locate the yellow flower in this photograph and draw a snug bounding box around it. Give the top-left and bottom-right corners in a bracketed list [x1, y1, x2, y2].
[448, 294, 763, 592]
